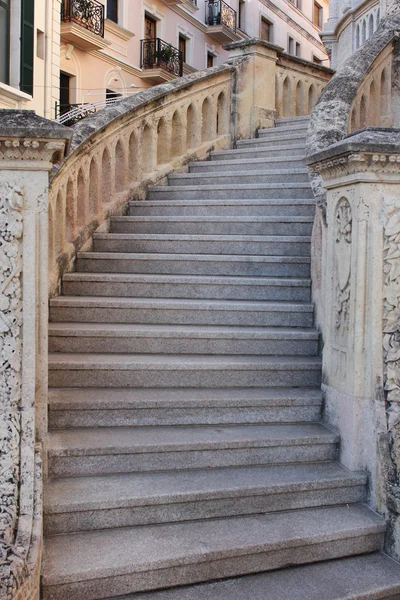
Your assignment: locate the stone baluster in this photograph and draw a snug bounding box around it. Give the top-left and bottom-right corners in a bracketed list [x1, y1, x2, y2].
[307, 128, 400, 558]
[0, 110, 71, 600]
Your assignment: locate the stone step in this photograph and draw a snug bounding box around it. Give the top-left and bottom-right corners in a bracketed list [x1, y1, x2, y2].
[110, 216, 314, 236]
[237, 136, 307, 149]
[49, 297, 314, 328]
[257, 128, 308, 140]
[275, 116, 310, 126]
[44, 462, 366, 534]
[92, 233, 311, 256]
[128, 198, 316, 217]
[210, 144, 305, 161]
[188, 156, 305, 173]
[147, 182, 311, 200]
[42, 504, 384, 600]
[107, 553, 400, 600]
[48, 387, 322, 428]
[48, 324, 319, 356]
[76, 252, 311, 277]
[168, 169, 309, 185]
[47, 421, 335, 477]
[48, 354, 322, 389]
[62, 274, 311, 302]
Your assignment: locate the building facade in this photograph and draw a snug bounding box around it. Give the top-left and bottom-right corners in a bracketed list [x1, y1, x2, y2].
[0, 0, 329, 120]
[321, 0, 395, 68]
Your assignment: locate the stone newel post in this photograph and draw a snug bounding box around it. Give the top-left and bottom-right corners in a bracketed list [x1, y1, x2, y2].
[0, 111, 71, 600]
[307, 129, 400, 557]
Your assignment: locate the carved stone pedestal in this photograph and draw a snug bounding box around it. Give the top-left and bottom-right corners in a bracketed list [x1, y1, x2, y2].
[0, 111, 71, 600]
[307, 128, 400, 558]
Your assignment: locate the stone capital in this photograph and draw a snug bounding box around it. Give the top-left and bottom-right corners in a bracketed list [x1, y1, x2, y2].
[307, 128, 400, 186]
[0, 110, 72, 168]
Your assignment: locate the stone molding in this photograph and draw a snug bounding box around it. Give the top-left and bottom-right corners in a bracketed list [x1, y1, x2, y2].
[0, 139, 67, 164]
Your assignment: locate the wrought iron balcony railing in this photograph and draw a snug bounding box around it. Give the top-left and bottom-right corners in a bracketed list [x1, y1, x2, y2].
[140, 38, 183, 77]
[61, 0, 105, 37]
[206, 0, 237, 32]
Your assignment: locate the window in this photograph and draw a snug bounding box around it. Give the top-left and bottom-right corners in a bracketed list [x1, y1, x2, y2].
[313, 55, 322, 64]
[107, 0, 118, 23]
[238, 0, 245, 30]
[288, 36, 294, 55]
[260, 17, 272, 42]
[0, 0, 10, 84]
[145, 14, 156, 39]
[207, 52, 214, 68]
[289, 0, 301, 9]
[106, 88, 122, 103]
[313, 1, 323, 28]
[20, 0, 34, 95]
[179, 35, 187, 63]
[59, 72, 72, 116]
[296, 41, 301, 57]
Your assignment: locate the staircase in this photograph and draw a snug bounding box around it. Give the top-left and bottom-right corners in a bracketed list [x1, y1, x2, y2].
[43, 116, 400, 600]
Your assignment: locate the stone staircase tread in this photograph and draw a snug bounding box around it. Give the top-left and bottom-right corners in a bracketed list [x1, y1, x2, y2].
[150, 183, 311, 191]
[47, 423, 336, 456]
[48, 387, 323, 410]
[236, 138, 306, 147]
[211, 146, 305, 158]
[169, 168, 308, 178]
[62, 273, 311, 286]
[112, 216, 314, 223]
[48, 353, 322, 370]
[92, 233, 311, 242]
[128, 199, 316, 206]
[107, 553, 400, 600]
[44, 463, 366, 514]
[76, 252, 311, 263]
[275, 116, 311, 124]
[48, 323, 319, 340]
[50, 296, 314, 311]
[188, 157, 305, 168]
[42, 505, 384, 587]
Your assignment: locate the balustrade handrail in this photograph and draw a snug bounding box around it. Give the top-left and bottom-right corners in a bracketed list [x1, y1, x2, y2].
[61, 0, 105, 37]
[206, 0, 237, 32]
[140, 38, 183, 77]
[305, 13, 400, 213]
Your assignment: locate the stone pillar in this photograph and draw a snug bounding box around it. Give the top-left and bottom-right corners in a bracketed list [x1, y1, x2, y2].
[0, 111, 71, 600]
[224, 39, 281, 139]
[307, 129, 400, 557]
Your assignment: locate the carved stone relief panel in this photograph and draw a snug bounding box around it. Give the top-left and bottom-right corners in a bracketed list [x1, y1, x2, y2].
[334, 196, 352, 340]
[0, 182, 24, 599]
[383, 195, 400, 477]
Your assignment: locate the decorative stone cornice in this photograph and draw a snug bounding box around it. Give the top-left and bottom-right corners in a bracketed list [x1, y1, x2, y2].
[307, 128, 400, 183]
[0, 139, 68, 163]
[0, 111, 72, 164]
[311, 151, 400, 181]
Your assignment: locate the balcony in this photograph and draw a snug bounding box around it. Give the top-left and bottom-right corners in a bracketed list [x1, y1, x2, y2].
[205, 0, 240, 43]
[61, 0, 110, 51]
[140, 38, 183, 84]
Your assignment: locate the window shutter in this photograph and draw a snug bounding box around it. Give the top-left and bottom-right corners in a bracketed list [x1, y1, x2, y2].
[20, 0, 34, 95]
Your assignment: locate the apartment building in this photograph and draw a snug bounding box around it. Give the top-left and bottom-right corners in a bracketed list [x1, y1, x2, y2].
[0, 0, 329, 120]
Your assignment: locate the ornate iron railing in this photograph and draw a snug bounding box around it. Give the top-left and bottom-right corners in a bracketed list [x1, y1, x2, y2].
[61, 0, 105, 37]
[206, 0, 236, 32]
[140, 38, 183, 77]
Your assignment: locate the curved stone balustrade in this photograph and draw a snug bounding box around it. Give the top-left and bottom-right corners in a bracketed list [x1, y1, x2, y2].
[306, 12, 400, 213]
[48, 41, 333, 298]
[349, 41, 393, 131]
[276, 55, 332, 119]
[48, 65, 235, 297]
